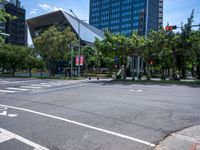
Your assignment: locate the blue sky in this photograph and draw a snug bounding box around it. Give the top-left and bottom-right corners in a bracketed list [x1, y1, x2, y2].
[21, 0, 200, 45]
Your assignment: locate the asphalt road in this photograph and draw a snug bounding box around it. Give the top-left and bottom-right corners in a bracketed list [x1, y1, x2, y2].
[0, 78, 200, 150]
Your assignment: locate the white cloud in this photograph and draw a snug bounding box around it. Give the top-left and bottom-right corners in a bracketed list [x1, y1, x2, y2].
[30, 9, 39, 15]
[38, 3, 64, 12]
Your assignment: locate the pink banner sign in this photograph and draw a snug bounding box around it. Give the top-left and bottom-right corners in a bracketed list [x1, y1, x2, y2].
[80, 55, 84, 66]
[76, 55, 79, 66]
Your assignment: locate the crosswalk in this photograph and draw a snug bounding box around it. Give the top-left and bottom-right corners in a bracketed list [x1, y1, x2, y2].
[0, 80, 86, 95]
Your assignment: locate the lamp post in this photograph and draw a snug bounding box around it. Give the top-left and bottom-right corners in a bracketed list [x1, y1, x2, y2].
[70, 9, 81, 77]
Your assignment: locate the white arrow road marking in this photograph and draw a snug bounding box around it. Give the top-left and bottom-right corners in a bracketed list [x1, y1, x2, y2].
[0, 106, 17, 117]
[0, 111, 7, 116]
[0, 128, 49, 150]
[0, 104, 155, 147]
[0, 106, 8, 116]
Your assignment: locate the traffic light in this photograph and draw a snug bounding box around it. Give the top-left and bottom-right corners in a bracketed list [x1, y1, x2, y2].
[165, 25, 177, 31]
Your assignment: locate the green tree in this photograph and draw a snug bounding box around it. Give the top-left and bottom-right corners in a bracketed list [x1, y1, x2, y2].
[24, 47, 38, 77]
[129, 32, 145, 80]
[189, 30, 200, 79]
[0, 44, 29, 76]
[179, 10, 195, 78]
[0, 46, 8, 72]
[34, 26, 77, 77]
[81, 45, 95, 77]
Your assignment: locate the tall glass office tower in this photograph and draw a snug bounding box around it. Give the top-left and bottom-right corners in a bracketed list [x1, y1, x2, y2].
[89, 0, 163, 36]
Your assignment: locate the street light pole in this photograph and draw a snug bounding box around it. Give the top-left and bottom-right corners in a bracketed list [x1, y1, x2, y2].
[70, 44, 73, 77]
[70, 9, 81, 77]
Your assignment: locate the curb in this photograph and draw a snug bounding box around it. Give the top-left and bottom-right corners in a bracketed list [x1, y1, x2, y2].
[155, 125, 200, 150]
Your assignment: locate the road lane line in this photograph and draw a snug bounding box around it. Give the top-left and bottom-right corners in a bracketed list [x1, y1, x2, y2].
[0, 90, 17, 93]
[0, 104, 155, 147]
[0, 128, 49, 150]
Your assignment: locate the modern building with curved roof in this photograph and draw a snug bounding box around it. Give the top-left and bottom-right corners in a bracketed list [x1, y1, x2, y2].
[27, 10, 104, 45]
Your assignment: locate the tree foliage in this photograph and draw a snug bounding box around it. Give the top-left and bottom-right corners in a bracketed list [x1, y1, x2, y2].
[34, 26, 77, 77]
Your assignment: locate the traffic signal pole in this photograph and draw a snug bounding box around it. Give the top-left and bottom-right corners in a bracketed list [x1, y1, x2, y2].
[165, 24, 200, 31]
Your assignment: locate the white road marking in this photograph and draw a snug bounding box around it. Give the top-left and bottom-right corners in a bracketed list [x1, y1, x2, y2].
[0, 111, 7, 116]
[0, 104, 155, 147]
[31, 84, 52, 87]
[129, 89, 143, 92]
[0, 131, 13, 143]
[0, 80, 39, 85]
[0, 90, 17, 93]
[8, 114, 18, 117]
[45, 83, 61, 86]
[0, 106, 17, 117]
[0, 128, 49, 150]
[30, 84, 86, 94]
[7, 87, 29, 91]
[0, 106, 7, 111]
[0, 81, 10, 84]
[20, 86, 42, 89]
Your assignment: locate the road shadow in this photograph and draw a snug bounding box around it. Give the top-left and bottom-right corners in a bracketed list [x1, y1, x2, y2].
[86, 79, 200, 88]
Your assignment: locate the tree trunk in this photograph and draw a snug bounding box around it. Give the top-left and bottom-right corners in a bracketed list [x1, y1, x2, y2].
[12, 67, 16, 77]
[123, 56, 127, 80]
[172, 51, 177, 80]
[181, 68, 186, 79]
[52, 64, 56, 77]
[40, 69, 43, 76]
[132, 57, 135, 80]
[197, 63, 200, 80]
[146, 63, 151, 80]
[123, 64, 127, 80]
[86, 63, 88, 78]
[29, 68, 32, 77]
[161, 68, 165, 80]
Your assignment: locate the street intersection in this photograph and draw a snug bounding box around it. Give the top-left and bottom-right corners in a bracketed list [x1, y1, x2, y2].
[0, 78, 200, 150]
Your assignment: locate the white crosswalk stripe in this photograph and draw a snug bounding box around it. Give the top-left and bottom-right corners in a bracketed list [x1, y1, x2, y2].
[20, 86, 42, 89]
[0, 80, 10, 84]
[0, 90, 17, 93]
[6, 87, 29, 91]
[0, 80, 87, 94]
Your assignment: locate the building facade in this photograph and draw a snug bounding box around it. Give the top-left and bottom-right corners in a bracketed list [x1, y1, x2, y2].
[0, 0, 27, 46]
[89, 0, 163, 36]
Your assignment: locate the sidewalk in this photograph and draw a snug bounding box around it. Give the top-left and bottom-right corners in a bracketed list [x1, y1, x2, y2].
[155, 125, 200, 150]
